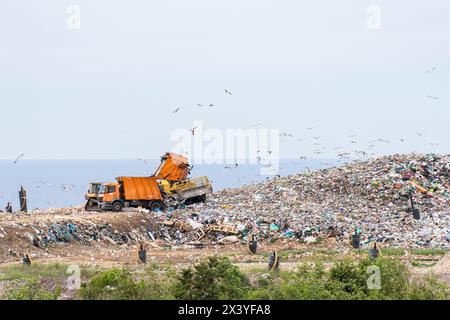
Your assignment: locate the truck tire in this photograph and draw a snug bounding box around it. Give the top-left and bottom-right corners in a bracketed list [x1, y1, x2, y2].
[149, 201, 164, 212]
[112, 201, 123, 212]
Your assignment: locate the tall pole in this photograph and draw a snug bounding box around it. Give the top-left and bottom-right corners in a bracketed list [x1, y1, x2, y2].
[19, 186, 27, 212]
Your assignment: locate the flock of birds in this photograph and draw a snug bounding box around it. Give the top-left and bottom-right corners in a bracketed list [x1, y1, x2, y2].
[165, 66, 443, 184]
[4, 65, 444, 204]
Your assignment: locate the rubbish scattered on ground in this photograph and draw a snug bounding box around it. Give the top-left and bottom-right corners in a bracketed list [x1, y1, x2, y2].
[156, 153, 450, 248]
[1, 153, 449, 264]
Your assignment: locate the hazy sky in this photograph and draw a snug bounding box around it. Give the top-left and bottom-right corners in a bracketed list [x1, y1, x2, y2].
[0, 0, 449, 160]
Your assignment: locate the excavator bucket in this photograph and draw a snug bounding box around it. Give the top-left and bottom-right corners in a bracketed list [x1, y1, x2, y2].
[85, 199, 99, 211]
[84, 182, 102, 211]
[153, 153, 190, 182]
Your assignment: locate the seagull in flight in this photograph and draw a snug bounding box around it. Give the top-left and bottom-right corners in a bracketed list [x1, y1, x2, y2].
[224, 89, 232, 96]
[13, 154, 24, 165]
[280, 132, 293, 138]
[427, 95, 439, 100]
[172, 107, 181, 113]
[426, 66, 436, 73]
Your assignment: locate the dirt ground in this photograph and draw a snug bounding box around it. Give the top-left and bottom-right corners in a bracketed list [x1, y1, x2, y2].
[1, 210, 449, 286]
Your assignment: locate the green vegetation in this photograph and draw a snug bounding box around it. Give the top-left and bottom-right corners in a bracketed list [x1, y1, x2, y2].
[80, 268, 174, 300]
[5, 276, 61, 300]
[0, 263, 69, 281]
[1, 256, 448, 300]
[377, 248, 448, 257]
[172, 257, 250, 300]
[248, 258, 448, 300]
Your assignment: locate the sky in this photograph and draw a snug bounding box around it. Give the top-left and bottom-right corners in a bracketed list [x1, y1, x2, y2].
[0, 0, 449, 160]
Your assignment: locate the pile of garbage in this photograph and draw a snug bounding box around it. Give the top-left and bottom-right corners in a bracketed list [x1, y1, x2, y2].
[3, 153, 449, 253]
[150, 153, 450, 248]
[27, 221, 149, 249]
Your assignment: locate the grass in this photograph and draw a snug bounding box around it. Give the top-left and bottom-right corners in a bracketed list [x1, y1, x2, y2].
[1, 253, 449, 300]
[410, 261, 437, 268]
[353, 247, 448, 257]
[0, 262, 99, 287]
[0, 263, 69, 281]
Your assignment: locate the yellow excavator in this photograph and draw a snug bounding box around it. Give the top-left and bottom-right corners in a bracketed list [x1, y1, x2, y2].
[84, 182, 104, 211]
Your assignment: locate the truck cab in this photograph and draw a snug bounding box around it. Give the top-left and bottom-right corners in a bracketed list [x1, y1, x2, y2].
[98, 182, 122, 211]
[99, 177, 165, 212]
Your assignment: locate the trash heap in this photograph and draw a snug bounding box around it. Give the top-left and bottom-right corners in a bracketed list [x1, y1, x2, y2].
[151, 153, 450, 248]
[3, 153, 449, 253]
[27, 221, 148, 249]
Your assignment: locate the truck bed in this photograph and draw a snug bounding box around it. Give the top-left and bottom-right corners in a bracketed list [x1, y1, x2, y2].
[117, 177, 162, 201]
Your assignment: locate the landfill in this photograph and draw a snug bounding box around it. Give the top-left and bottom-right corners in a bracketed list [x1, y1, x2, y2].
[148, 153, 450, 248]
[1, 153, 449, 261]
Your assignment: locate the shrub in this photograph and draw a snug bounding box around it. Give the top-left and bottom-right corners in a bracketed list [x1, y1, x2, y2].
[246, 258, 449, 300]
[80, 267, 174, 300]
[406, 276, 449, 300]
[6, 276, 60, 300]
[172, 256, 250, 300]
[81, 268, 144, 300]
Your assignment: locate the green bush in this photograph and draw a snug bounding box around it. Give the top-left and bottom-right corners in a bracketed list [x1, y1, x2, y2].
[80, 268, 141, 300]
[406, 276, 449, 300]
[80, 267, 174, 300]
[246, 258, 448, 300]
[6, 276, 60, 300]
[172, 256, 250, 300]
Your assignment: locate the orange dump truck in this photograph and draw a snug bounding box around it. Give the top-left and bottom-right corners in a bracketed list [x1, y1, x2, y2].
[153, 152, 191, 182]
[98, 177, 165, 212]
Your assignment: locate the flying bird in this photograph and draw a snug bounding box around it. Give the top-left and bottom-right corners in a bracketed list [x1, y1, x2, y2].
[224, 89, 232, 96]
[426, 66, 436, 73]
[13, 154, 24, 165]
[61, 184, 75, 192]
[197, 104, 204, 107]
[280, 133, 293, 138]
[172, 107, 181, 113]
[427, 95, 439, 100]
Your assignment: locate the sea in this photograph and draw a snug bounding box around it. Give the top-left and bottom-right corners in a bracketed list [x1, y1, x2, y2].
[0, 159, 337, 210]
